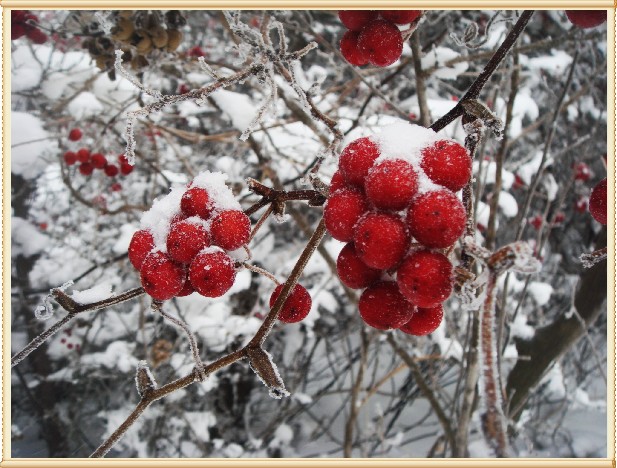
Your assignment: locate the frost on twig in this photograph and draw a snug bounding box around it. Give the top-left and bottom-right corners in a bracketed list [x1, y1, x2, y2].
[34, 280, 74, 320]
[114, 50, 163, 100]
[246, 347, 289, 399]
[461, 99, 504, 140]
[580, 247, 607, 268]
[135, 360, 158, 397]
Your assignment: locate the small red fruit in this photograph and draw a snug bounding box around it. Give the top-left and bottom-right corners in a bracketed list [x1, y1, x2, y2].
[338, 10, 379, 31]
[399, 305, 444, 336]
[397, 250, 453, 308]
[76, 148, 90, 163]
[78, 162, 94, 176]
[573, 162, 591, 182]
[181, 187, 213, 219]
[407, 190, 466, 248]
[68, 128, 82, 141]
[553, 212, 566, 224]
[269, 284, 312, 323]
[176, 274, 195, 296]
[379, 10, 422, 25]
[365, 159, 418, 211]
[359, 281, 415, 330]
[421, 140, 472, 192]
[104, 164, 119, 177]
[565, 10, 606, 29]
[63, 151, 77, 165]
[358, 19, 403, 67]
[189, 250, 237, 298]
[589, 177, 607, 225]
[529, 215, 543, 230]
[336, 242, 382, 289]
[110, 182, 122, 192]
[120, 162, 134, 175]
[330, 171, 348, 194]
[210, 210, 251, 251]
[324, 188, 369, 242]
[339, 137, 381, 187]
[91, 153, 107, 169]
[128, 229, 155, 270]
[167, 219, 211, 264]
[340, 30, 369, 66]
[140, 251, 186, 300]
[575, 197, 588, 213]
[353, 212, 409, 269]
[27, 28, 48, 44]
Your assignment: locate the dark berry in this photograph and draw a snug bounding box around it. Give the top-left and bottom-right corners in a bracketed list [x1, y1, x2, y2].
[365, 159, 418, 211]
[339, 137, 381, 187]
[167, 219, 211, 264]
[359, 281, 415, 330]
[140, 251, 186, 300]
[529, 215, 543, 230]
[68, 128, 82, 141]
[336, 242, 382, 289]
[120, 162, 134, 175]
[76, 148, 90, 163]
[181, 187, 213, 219]
[589, 178, 607, 225]
[358, 19, 403, 67]
[340, 30, 369, 66]
[330, 171, 349, 194]
[91, 153, 107, 169]
[573, 162, 591, 181]
[565, 10, 606, 28]
[78, 162, 94, 176]
[397, 250, 453, 308]
[27, 28, 48, 44]
[104, 164, 119, 177]
[269, 284, 312, 323]
[379, 10, 422, 24]
[128, 229, 155, 270]
[421, 140, 472, 192]
[110, 182, 122, 192]
[210, 210, 251, 251]
[407, 190, 466, 248]
[189, 250, 236, 298]
[353, 212, 408, 269]
[64, 151, 77, 165]
[324, 188, 369, 242]
[338, 10, 379, 31]
[399, 305, 443, 336]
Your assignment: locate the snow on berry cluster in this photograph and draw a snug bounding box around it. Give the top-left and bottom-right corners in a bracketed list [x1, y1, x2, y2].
[338, 10, 422, 67]
[326, 121, 471, 335]
[128, 171, 251, 301]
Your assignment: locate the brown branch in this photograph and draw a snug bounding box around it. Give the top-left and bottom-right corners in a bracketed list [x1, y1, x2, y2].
[410, 30, 431, 127]
[344, 328, 369, 457]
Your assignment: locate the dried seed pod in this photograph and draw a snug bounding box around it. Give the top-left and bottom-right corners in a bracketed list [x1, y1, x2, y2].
[134, 30, 153, 54]
[119, 10, 134, 19]
[165, 10, 186, 28]
[150, 25, 169, 48]
[95, 55, 111, 70]
[165, 29, 183, 51]
[131, 54, 149, 69]
[112, 17, 135, 41]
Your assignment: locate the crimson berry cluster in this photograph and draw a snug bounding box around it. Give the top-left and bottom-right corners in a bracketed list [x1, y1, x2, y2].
[325, 122, 471, 335]
[338, 10, 421, 67]
[12, 10, 48, 44]
[128, 171, 252, 302]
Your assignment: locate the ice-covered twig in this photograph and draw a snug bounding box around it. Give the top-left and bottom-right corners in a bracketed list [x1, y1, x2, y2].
[580, 247, 607, 268]
[114, 50, 163, 99]
[135, 361, 158, 397]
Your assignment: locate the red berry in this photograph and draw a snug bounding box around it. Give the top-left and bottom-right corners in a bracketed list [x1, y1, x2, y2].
[359, 281, 415, 330]
[64, 151, 77, 165]
[176, 273, 195, 297]
[68, 128, 82, 141]
[565, 10, 606, 28]
[358, 19, 403, 67]
[269, 284, 312, 323]
[407, 190, 466, 248]
[340, 30, 369, 66]
[12, 23, 26, 40]
[118, 154, 129, 164]
[575, 197, 588, 213]
[324, 188, 369, 242]
[336, 242, 382, 289]
[91, 153, 107, 169]
[120, 162, 134, 175]
[27, 28, 47, 44]
[187, 45, 206, 57]
[589, 178, 607, 225]
[338, 10, 379, 31]
[365, 159, 418, 211]
[553, 212, 566, 224]
[573, 162, 591, 182]
[110, 182, 122, 192]
[529, 215, 543, 230]
[399, 305, 443, 336]
[181, 187, 213, 219]
[167, 219, 211, 264]
[104, 164, 119, 177]
[39, 222, 48, 230]
[513, 174, 525, 188]
[330, 171, 348, 194]
[421, 140, 472, 192]
[210, 210, 251, 251]
[178, 83, 190, 94]
[189, 250, 236, 298]
[339, 137, 381, 187]
[78, 162, 94, 176]
[379, 10, 422, 24]
[140, 251, 186, 301]
[353, 212, 408, 269]
[397, 250, 453, 308]
[76, 148, 90, 163]
[128, 229, 155, 270]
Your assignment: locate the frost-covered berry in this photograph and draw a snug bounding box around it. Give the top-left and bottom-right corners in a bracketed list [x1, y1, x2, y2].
[359, 281, 415, 330]
[176, 273, 195, 297]
[210, 210, 251, 251]
[181, 187, 213, 219]
[77, 148, 90, 163]
[397, 250, 453, 308]
[573, 162, 591, 181]
[336, 242, 382, 289]
[353, 212, 408, 269]
[565, 10, 606, 29]
[589, 177, 607, 225]
[421, 140, 472, 192]
[358, 19, 403, 67]
[68, 128, 82, 141]
[120, 162, 134, 175]
[269, 283, 312, 323]
[111, 182, 122, 192]
[189, 250, 236, 298]
[64, 151, 77, 165]
[365, 159, 418, 211]
[324, 188, 369, 242]
[104, 164, 119, 177]
[399, 304, 443, 336]
[27, 28, 47, 44]
[529, 215, 543, 230]
[128, 229, 155, 270]
[91, 153, 107, 169]
[340, 30, 369, 66]
[379, 10, 422, 24]
[330, 171, 348, 194]
[167, 219, 211, 264]
[338, 10, 378, 31]
[79, 162, 94, 176]
[140, 251, 186, 300]
[339, 137, 381, 187]
[407, 190, 466, 248]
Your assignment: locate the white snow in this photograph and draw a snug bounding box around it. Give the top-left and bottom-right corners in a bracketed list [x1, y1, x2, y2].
[210, 89, 258, 132]
[67, 92, 105, 119]
[527, 281, 553, 307]
[71, 282, 113, 304]
[11, 217, 49, 257]
[11, 112, 57, 179]
[421, 47, 469, 80]
[498, 191, 518, 217]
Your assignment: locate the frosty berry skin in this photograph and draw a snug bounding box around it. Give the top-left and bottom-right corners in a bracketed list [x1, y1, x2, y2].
[166, 219, 211, 264]
[128, 229, 155, 270]
[77, 148, 91, 163]
[338, 137, 381, 187]
[181, 187, 212, 219]
[421, 140, 472, 192]
[269, 284, 312, 323]
[324, 188, 369, 242]
[399, 304, 443, 336]
[189, 250, 237, 298]
[353, 211, 409, 269]
[589, 177, 607, 225]
[336, 242, 382, 289]
[565, 10, 606, 29]
[359, 281, 415, 330]
[68, 128, 83, 141]
[397, 250, 453, 308]
[365, 159, 418, 211]
[329, 171, 348, 194]
[358, 19, 403, 67]
[79, 162, 94, 176]
[379, 10, 421, 25]
[210, 210, 251, 251]
[340, 31, 369, 66]
[140, 251, 186, 301]
[338, 10, 378, 31]
[91, 153, 108, 169]
[63, 151, 77, 165]
[104, 164, 119, 177]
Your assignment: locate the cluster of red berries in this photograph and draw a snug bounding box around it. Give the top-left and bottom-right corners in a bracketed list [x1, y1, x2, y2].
[12, 10, 48, 44]
[565, 10, 606, 29]
[325, 122, 470, 335]
[64, 141, 134, 181]
[128, 172, 253, 303]
[338, 10, 421, 67]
